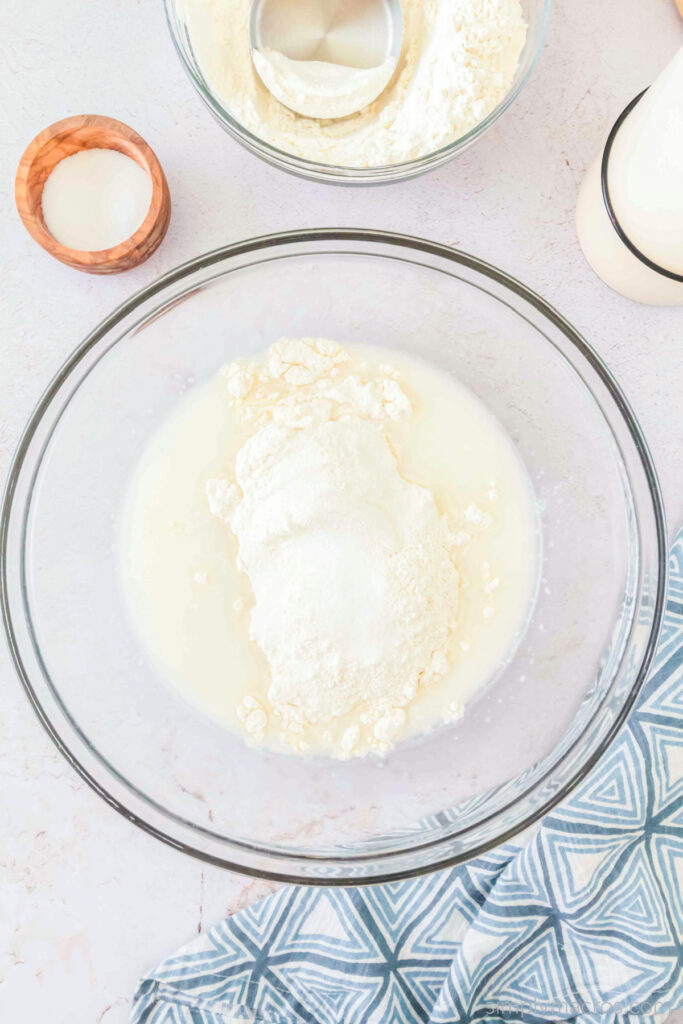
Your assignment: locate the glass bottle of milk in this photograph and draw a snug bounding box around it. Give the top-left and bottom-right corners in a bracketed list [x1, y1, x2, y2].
[576, 45, 683, 306]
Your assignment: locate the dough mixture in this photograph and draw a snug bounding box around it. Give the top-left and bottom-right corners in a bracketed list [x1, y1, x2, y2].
[121, 339, 539, 758]
[178, 0, 528, 167]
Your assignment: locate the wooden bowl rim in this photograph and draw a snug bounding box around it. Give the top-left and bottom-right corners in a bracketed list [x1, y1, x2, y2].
[15, 114, 170, 271]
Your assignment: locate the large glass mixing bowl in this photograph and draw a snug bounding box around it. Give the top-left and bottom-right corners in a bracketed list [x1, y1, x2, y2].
[164, 0, 553, 184]
[2, 231, 666, 883]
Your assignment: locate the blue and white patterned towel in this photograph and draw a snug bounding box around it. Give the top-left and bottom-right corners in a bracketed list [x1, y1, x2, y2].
[132, 532, 683, 1024]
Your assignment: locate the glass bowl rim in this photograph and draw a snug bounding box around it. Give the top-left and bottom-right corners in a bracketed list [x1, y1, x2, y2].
[163, 0, 554, 185]
[1, 228, 668, 883]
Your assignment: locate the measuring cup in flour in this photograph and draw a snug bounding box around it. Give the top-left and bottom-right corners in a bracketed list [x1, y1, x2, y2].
[249, 0, 404, 118]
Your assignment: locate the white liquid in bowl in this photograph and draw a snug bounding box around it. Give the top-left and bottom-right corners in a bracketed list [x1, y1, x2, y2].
[120, 344, 540, 758]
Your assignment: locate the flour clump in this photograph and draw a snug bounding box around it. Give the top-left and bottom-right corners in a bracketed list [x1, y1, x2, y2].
[206, 338, 461, 756]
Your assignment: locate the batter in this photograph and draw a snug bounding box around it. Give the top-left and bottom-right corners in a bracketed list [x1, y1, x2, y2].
[121, 339, 540, 758]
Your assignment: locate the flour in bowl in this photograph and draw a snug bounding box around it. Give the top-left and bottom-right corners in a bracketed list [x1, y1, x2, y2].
[121, 339, 540, 759]
[178, 0, 528, 167]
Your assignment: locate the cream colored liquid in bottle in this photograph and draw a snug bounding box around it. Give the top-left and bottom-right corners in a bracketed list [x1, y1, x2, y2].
[576, 46, 683, 305]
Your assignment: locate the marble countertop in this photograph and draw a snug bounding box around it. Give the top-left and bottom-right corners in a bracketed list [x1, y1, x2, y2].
[1, 1, 682, 1021]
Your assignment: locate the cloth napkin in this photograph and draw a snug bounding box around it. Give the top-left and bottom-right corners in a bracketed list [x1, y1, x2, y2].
[132, 530, 683, 1024]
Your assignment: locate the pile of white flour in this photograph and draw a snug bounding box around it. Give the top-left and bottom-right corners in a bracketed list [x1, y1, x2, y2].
[206, 339, 461, 756]
[180, 0, 528, 167]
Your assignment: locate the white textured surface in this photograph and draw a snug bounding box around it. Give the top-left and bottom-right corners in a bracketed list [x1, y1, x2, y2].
[1, 2, 682, 1022]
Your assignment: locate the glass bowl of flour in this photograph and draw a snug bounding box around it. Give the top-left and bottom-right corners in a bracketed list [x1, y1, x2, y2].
[165, 0, 552, 183]
[2, 231, 665, 882]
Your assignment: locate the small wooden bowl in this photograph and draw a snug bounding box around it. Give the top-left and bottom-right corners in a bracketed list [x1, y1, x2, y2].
[15, 115, 171, 275]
